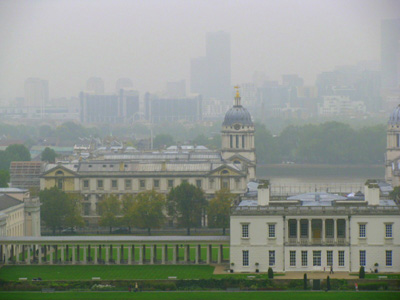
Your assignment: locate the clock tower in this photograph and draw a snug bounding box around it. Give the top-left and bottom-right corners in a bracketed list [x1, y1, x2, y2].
[221, 86, 256, 180]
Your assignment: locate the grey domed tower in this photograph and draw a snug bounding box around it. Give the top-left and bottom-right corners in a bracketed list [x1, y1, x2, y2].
[221, 86, 256, 180]
[386, 105, 400, 186]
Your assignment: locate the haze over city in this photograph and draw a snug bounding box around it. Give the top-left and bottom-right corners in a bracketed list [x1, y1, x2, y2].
[0, 0, 399, 100]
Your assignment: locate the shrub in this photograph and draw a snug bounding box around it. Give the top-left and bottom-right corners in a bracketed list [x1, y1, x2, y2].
[303, 274, 308, 290]
[326, 276, 331, 290]
[359, 266, 365, 279]
[268, 267, 274, 279]
[358, 282, 388, 291]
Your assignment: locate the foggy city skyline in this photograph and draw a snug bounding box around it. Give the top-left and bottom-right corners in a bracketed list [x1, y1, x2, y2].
[0, 0, 399, 101]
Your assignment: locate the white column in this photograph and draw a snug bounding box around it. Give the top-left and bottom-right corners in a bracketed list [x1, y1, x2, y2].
[139, 245, 143, 265]
[297, 219, 300, 243]
[333, 219, 337, 243]
[15, 245, 19, 263]
[117, 246, 120, 264]
[308, 219, 312, 244]
[72, 246, 76, 264]
[172, 245, 177, 264]
[184, 245, 188, 263]
[49, 248, 53, 265]
[322, 219, 325, 244]
[218, 245, 223, 264]
[207, 245, 212, 264]
[94, 246, 98, 264]
[4, 245, 8, 265]
[27, 246, 31, 265]
[150, 245, 155, 264]
[161, 245, 166, 264]
[128, 246, 132, 265]
[60, 246, 64, 263]
[38, 246, 42, 264]
[105, 246, 109, 265]
[83, 247, 87, 264]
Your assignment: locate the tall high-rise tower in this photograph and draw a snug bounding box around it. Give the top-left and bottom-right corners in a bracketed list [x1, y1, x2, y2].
[381, 19, 400, 88]
[221, 86, 256, 180]
[190, 31, 231, 101]
[24, 78, 49, 113]
[206, 31, 231, 101]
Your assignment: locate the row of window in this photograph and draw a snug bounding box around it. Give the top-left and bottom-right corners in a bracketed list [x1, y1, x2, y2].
[242, 223, 394, 239]
[288, 219, 346, 239]
[242, 223, 276, 239]
[242, 250, 393, 267]
[359, 223, 393, 238]
[80, 178, 242, 191]
[229, 135, 247, 149]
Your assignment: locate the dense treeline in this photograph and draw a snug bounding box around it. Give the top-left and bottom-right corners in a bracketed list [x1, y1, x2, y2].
[0, 121, 386, 165]
[255, 122, 386, 164]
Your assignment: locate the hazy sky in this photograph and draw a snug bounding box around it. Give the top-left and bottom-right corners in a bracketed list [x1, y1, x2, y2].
[0, 0, 399, 100]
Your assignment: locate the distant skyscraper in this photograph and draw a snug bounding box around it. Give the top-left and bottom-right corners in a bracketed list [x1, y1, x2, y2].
[115, 78, 133, 92]
[206, 31, 231, 101]
[86, 77, 105, 94]
[24, 78, 49, 108]
[381, 19, 400, 88]
[190, 31, 231, 101]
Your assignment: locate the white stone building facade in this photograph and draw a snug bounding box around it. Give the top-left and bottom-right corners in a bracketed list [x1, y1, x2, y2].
[230, 183, 400, 273]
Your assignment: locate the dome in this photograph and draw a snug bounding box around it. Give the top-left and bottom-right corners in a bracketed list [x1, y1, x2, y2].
[222, 105, 253, 126]
[389, 105, 400, 125]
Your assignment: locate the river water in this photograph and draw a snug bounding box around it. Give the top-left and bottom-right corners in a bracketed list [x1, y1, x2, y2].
[256, 164, 385, 195]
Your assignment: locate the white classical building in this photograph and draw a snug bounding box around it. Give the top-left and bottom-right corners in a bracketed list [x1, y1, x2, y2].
[39, 88, 256, 223]
[0, 188, 41, 237]
[230, 181, 400, 273]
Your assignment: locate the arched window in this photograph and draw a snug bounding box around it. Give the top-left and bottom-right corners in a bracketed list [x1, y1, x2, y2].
[55, 170, 64, 176]
[234, 160, 241, 165]
[221, 170, 229, 175]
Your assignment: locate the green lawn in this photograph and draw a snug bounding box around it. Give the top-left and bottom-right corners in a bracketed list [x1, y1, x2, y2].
[0, 265, 278, 281]
[0, 291, 398, 300]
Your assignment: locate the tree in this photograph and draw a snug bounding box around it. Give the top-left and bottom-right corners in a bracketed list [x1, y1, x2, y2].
[153, 134, 174, 149]
[359, 266, 365, 279]
[0, 144, 31, 170]
[124, 190, 165, 235]
[0, 170, 9, 187]
[121, 194, 135, 231]
[167, 181, 207, 235]
[207, 189, 235, 235]
[98, 195, 121, 233]
[389, 186, 400, 203]
[326, 276, 331, 290]
[39, 187, 84, 234]
[5, 144, 31, 162]
[303, 273, 308, 290]
[268, 267, 274, 279]
[41, 147, 57, 163]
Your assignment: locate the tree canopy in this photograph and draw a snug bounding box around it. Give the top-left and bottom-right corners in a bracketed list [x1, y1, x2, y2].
[98, 195, 121, 233]
[0, 144, 31, 170]
[207, 189, 236, 235]
[124, 190, 165, 235]
[167, 181, 207, 235]
[41, 147, 57, 163]
[153, 134, 174, 149]
[39, 187, 84, 234]
[0, 170, 9, 187]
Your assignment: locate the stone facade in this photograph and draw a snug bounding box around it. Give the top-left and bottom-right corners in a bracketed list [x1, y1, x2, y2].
[230, 184, 400, 273]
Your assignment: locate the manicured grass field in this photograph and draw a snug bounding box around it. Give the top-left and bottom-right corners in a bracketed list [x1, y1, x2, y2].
[0, 291, 398, 300]
[0, 265, 277, 280]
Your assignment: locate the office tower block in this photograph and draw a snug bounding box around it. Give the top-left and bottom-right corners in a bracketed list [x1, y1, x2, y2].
[86, 77, 105, 94]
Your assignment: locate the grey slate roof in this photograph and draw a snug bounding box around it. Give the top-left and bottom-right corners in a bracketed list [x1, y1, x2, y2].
[0, 235, 230, 244]
[0, 194, 23, 211]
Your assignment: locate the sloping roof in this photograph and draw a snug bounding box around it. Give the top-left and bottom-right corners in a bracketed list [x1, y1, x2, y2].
[0, 194, 22, 211]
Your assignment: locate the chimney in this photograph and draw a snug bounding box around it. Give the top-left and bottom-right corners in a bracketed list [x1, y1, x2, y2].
[257, 180, 270, 206]
[364, 180, 380, 206]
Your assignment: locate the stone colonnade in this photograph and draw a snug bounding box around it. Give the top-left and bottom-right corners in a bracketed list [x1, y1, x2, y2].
[0, 237, 229, 265]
